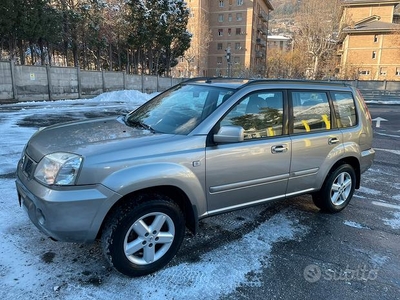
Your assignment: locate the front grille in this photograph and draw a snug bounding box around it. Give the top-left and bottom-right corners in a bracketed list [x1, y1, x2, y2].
[22, 155, 35, 178]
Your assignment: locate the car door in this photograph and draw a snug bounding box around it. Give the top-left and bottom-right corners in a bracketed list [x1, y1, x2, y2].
[286, 90, 344, 195]
[205, 90, 291, 214]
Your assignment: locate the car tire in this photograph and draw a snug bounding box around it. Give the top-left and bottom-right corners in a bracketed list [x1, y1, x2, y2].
[101, 194, 185, 277]
[312, 164, 356, 213]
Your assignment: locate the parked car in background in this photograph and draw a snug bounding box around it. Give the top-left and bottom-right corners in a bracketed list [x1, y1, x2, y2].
[16, 78, 374, 276]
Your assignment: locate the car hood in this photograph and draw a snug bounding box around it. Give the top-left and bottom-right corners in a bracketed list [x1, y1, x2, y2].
[26, 116, 173, 162]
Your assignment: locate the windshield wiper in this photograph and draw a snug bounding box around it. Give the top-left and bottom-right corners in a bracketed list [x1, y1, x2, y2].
[125, 119, 156, 133]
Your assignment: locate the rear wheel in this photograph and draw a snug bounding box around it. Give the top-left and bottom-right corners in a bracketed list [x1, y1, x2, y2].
[101, 194, 185, 277]
[312, 164, 356, 213]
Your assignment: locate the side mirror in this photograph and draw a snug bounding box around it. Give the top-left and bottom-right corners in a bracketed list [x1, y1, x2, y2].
[214, 125, 244, 143]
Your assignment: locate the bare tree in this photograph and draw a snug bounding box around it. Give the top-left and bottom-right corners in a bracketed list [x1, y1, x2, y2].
[294, 0, 341, 79]
[182, 11, 212, 77]
[267, 48, 309, 79]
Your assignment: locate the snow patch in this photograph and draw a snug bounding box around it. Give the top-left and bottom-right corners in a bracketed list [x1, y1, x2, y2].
[358, 186, 381, 196]
[62, 212, 308, 300]
[344, 220, 369, 229]
[383, 212, 400, 229]
[366, 100, 400, 105]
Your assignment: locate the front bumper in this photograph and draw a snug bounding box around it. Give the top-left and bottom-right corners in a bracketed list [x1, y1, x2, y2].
[15, 174, 120, 243]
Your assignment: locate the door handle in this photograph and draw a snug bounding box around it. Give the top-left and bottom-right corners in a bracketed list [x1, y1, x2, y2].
[271, 144, 288, 154]
[328, 137, 339, 145]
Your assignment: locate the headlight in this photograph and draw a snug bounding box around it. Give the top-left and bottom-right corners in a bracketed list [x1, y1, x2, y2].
[34, 153, 83, 185]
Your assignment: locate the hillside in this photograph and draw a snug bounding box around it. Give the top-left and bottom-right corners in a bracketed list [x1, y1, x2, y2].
[269, 0, 301, 35]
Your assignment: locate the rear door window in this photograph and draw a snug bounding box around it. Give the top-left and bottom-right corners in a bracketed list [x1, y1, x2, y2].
[290, 91, 331, 133]
[330, 92, 357, 128]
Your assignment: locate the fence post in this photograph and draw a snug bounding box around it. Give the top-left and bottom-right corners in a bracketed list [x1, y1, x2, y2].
[77, 65, 82, 99]
[46, 64, 53, 101]
[10, 59, 17, 101]
[157, 75, 159, 92]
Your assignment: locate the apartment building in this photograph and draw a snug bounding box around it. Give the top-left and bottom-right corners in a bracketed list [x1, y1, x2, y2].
[338, 0, 400, 80]
[173, 0, 273, 78]
[267, 35, 292, 52]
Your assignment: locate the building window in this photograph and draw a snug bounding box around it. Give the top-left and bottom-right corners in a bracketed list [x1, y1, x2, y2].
[229, 0, 233, 5]
[236, 13, 242, 21]
[228, 14, 232, 22]
[228, 28, 231, 36]
[234, 57, 240, 64]
[236, 28, 241, 35]
[379, 67, 387, 76]
[235, 42, 241, 50]
[217, 43, 223, 50]
[218, 14, 224, 22]
[396, 67, 400, 76]
[237, 0, 243, 6]
[359, 69, 370, 75]
[374, 35, 378, 43]
[372, 51, 376, 59]
[217, 57, 223, 65]
[219, 0, 224, 7]
[218, 29, 223, 36]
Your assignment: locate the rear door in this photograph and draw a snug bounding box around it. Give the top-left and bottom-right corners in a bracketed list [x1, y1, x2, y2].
[286, 90, 344, 195]
[205, 90, 292, 214]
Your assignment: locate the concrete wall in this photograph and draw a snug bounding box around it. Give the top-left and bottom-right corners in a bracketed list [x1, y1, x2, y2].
[0, 61, 13, 100]
[0, 60, 182, 103]
[0, 60, 398, 103]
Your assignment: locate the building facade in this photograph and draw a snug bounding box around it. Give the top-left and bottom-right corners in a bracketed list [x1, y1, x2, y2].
[267, 35, 292, 52]
[173, 0, 273, 78]
[338, 0, 400, 80]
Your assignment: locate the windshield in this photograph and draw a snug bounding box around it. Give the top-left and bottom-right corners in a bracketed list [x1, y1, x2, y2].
[125, 84, 234, 134]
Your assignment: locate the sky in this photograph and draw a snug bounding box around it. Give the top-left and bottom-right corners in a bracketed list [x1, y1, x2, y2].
[0, 90, 399, 300]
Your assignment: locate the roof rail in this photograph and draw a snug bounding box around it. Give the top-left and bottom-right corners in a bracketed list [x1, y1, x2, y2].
[181, 77, 349, 87]
[182, 77, 252, 84]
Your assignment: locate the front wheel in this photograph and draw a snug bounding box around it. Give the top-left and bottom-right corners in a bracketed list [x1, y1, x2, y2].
[101, 195, 185, 277]
[312, 164, 356, 213]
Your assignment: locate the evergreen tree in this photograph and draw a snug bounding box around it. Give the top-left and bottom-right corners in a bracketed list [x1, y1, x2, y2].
[127, 0, 191, 75]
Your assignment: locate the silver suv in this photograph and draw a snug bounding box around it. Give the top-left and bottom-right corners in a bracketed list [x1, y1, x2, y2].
[16, 78, 374, 277]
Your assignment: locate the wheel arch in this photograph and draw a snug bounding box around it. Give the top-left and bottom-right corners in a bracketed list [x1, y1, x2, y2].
[328, 156, 361, 189]
[97, 185, 199, 239]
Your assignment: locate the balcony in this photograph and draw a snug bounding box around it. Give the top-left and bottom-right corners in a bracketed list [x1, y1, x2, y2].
[257, 24, 267, 35]
[258, 10, 268, 22]
[256, 51, 265, 58]
[256, 38, 267, 47]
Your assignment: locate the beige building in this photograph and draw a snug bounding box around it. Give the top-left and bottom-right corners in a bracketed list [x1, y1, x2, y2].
[338, 0, 400, 80]
[267, 35, 292, 52]
[173, 0, 273, 78]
